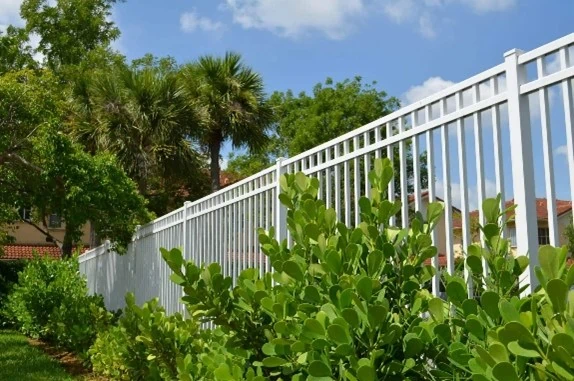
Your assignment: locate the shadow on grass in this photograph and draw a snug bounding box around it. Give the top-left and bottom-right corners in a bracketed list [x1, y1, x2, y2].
[0, 330, 76, 381]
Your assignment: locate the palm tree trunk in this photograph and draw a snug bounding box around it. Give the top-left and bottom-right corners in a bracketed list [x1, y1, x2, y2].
[210, 141, 221, 192]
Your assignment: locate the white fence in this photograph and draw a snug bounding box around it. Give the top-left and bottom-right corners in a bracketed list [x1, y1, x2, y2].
[80, 34, 574, 313]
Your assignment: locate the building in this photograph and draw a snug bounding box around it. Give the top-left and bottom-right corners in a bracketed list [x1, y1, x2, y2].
[0, 208, 91, 261]
[412, 192, 573, 268]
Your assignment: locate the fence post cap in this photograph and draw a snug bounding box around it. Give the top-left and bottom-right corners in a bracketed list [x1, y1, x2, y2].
[275, 157, 285, 163]
[504, 48, 524, 58]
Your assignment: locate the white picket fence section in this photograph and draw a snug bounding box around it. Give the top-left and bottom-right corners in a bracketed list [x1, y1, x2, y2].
[80, 34, 574, 313]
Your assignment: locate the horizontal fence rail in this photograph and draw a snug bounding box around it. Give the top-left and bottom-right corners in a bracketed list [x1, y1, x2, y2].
[80, 34, 574, 314]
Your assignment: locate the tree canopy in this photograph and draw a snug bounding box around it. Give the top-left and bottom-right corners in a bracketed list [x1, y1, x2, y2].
[180, 52, 274, 191]
[20, 0, 123, 69]
[270, 76, 400, 156]
[0, 70, 152, 257]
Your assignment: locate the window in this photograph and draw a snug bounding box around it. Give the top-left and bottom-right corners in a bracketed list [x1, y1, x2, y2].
[48, 214, 62, 229]
[538, 227, 550, 245]
[18, 207, 31, 221]
[508, 227, 517, 247]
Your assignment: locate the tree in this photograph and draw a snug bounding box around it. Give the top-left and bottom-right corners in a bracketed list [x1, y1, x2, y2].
[229, 76, 427, 195]
[270, 76, 400, 156]
[0, 26, 38, 75]
[180, 52, 274, 191]
[0, 70, 152, 257]
[226, 152, 273, 178]
[20, 0, 123, 69]
[70, 64, 209, 215]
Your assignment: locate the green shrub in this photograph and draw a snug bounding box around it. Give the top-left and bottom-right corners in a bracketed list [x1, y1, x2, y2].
[0, 259, 26, 327]
[86, 157, 574, 379]
[4, 255, 113, 357]
[90, 292, 232, 380]
[159, 158, 573, 380]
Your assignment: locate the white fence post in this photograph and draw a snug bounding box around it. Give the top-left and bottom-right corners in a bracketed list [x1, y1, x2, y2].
[504, 49, 539, 293]
[181, 202, 190, 314]
[182, 202, 190, 256]
[275, 158, 287, 243]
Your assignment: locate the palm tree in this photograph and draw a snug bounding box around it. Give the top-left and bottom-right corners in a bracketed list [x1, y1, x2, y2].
[180, 52, 273, 191]
[70, 65, 207, 214]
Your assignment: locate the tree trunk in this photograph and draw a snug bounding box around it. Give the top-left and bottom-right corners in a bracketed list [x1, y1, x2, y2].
[62, 225, 74, 259]
[210, 141, 221, 192]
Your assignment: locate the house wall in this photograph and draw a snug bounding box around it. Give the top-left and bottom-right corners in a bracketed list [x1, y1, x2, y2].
[8, 222, 92, 245]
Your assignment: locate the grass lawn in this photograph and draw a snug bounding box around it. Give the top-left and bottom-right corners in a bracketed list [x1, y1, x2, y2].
[0, 330, 76, 381]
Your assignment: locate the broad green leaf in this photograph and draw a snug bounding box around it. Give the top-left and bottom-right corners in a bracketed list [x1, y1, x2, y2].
[308, 360, 331, 377]
[283, 260, 304, 282]
[357, 365, 375, 381]
[367, 250, 383, 276]
[342, 308, 360, 328]
[481, 291, 501, 320]
[482, 198, 501, 223]
[446, 281, 467, 305]
[357, 276, 373, 300]
[539, 245, 560, 280]
[507, 341, 540, 358]
[499, 300, 520, 323]
[262, 356, 288, 367]
[547, 278, 568, 313]
[488, 342, 509, 363]
[428, 298, 444, 322]
[492, 362, 519, 381]
[327, 324, 350, 344]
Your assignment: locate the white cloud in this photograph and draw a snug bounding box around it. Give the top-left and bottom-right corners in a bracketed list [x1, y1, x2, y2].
[418, 13, 436, 39]
[377, 0, 516, 38]
[555, 145, 569, 157]
[403, 76, 455, 104]
[223, 0, 364, 39]
[459, 0, 516, 13]
[181, 10, 225, 35]
[381, 0, 416, 23]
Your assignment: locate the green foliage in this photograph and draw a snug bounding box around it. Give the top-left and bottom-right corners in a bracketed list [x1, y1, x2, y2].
[0, 70, 153, 256]
[4, 255, 114, 357]
[90, 293, 249, 381]
[0, 260, 26, 327]
[564, 222, 574, 257]
[70, 64, 209, 216]
[21, 0, 123, 69]
[0, 26, 38, 74]
[269, 77, 400, 157]
[227, 151, 273, 178]
[160, 158, 574, 380]
[180, 52, 274, 191]
[163, 158, 449, 379]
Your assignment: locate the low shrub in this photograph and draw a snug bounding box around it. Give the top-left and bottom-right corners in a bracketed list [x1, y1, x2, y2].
[90, 292, 230, 380]
[0, 259, 26, 327]
[158, 158, 573, 380]
[4, 255, 114, 358]
[65, 158, 574, 379]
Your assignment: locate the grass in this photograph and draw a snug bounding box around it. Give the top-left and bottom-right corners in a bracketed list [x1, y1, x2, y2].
[0, 330, 76, 380]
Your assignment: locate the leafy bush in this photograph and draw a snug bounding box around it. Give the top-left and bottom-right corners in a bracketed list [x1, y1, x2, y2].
[87, 158, 574, 379]
[0, 259, 26, 327]
[90, 292, 235, 380]
[4, 255, 113, 357]
[159, 158, 573, 380]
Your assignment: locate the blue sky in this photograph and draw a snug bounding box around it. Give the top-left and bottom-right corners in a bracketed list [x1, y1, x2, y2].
[1, 0, 573, 205]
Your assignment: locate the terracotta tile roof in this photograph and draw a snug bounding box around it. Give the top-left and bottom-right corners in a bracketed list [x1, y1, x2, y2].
[0, 245, 89, 260]
[453, 198, 573, 229]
